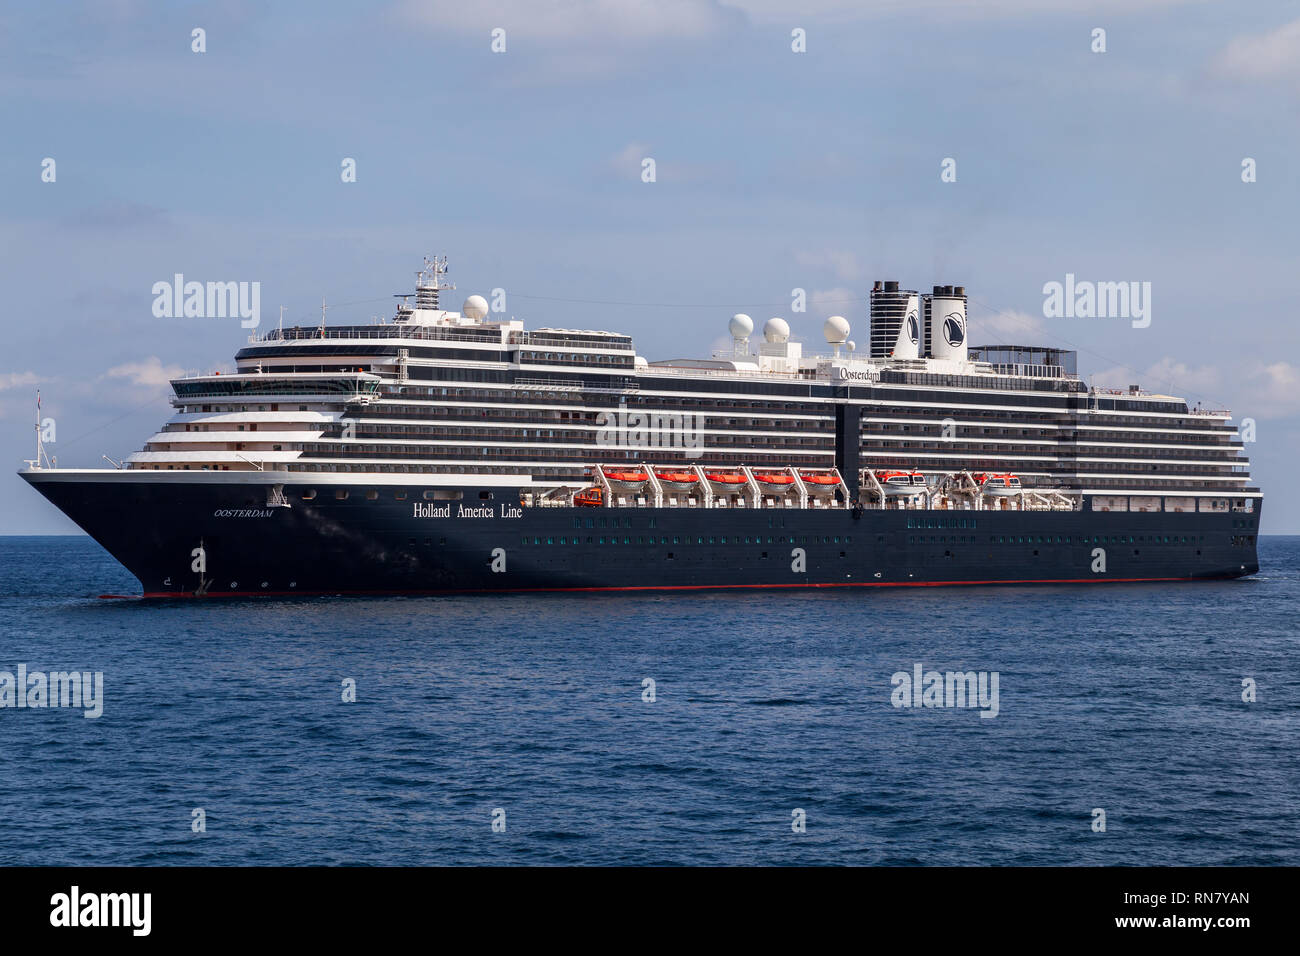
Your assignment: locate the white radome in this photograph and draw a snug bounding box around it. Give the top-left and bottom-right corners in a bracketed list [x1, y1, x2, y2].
[763, 317, 790, 343]
[846, 340, 856, 352]
[729, 313, 754, 338]
[823, 315, 850, 344]
[462, 295, 489, 320]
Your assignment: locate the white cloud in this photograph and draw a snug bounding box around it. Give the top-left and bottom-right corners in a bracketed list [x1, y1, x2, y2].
[723, 0, 1204, 24]
[0, 371, 40, 391]
[396, 0, 733, 40]
[397, 0, 1206, 39]
[794, 249, 861, 282]
[1211, 17, 1300, 81]
[1091, 357, 1222, 397]
[609, 141, 651, 177]
[1240, 360, 1300, 419]
[103, 357, 186, 388]
[968, 309, 1045, 343]
[809, 287, 861, 314]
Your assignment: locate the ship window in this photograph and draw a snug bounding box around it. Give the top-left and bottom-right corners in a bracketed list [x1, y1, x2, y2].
[479, 491, 493, 500]
[335, 490, 348, 500]
[366, 489, 378, 500]
[396, 491, 408, 500]
[302, 489, 316, 500]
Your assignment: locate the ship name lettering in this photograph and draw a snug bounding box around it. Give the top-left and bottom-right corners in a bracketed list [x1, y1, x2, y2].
[412, 502, 451, 518]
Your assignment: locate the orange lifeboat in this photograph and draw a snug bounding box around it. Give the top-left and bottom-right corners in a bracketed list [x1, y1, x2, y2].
[799, 471, 841, 486]
[704, 471, 746, 485]
[654, 469, 698, 484]
[574, 487, 604, 507]
[603, 468, 649, 483]
[753, 472, 795, 486]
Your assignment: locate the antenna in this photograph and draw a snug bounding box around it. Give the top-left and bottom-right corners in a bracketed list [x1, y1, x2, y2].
[319, 296, 327, 338]
[415, 255, 455, 311]
[33, 389, 42, 468]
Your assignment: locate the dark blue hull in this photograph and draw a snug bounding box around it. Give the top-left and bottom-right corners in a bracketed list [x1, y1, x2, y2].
[23, 475, 1260, 596]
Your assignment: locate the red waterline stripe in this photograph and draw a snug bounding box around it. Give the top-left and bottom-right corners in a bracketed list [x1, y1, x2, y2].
[123, 574, 1233, 599]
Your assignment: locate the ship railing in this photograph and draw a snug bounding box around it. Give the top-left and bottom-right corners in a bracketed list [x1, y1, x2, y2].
[248, 326, 504, 346]
[513, 376, 640, 394]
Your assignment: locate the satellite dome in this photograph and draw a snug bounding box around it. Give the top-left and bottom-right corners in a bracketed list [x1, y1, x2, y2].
[763, 317, 790, 344]
[462, 295, 489, 320]
[846, 340, 856, 352]
[728, 313, 754, 338]
[823, 315, 850, 344]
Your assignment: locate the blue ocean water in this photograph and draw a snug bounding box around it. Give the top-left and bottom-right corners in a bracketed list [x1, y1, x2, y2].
[0, 534, 1295, 866]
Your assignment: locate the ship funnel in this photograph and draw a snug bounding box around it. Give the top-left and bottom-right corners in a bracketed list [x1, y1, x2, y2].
[870, 281, 919, 360]
[928, 284, 967, 362]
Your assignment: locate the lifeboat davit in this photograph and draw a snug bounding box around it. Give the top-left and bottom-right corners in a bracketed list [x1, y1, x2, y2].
[574, 487, 604, 507]
[654, 469, 698, 485]
[877, 471, 926, 496]
[753, 472, 795, 486]
[979, 473, 1022, 496]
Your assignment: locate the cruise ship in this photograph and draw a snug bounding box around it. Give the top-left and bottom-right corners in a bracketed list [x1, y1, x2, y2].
[20, 256, 1260, 596]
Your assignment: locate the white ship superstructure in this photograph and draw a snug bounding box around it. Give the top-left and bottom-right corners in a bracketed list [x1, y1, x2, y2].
[124, 258, 1254, 512]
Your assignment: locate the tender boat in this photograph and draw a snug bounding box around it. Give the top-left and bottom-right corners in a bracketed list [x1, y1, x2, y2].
[978, 473, 1022, 496]
[574, 487, 604, 507]
[877, 471, 927, 496]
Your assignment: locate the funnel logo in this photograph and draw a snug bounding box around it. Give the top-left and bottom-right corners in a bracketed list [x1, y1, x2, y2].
[906, 312, 919, 344]
[943, 313, 965, 347]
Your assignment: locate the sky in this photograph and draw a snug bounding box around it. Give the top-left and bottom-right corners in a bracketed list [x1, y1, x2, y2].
[2, 0, 1298, 531]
